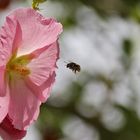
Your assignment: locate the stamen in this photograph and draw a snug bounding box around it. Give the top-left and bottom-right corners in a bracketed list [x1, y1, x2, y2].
[9, 64, 30, 76]
[6, 54, 31, 77]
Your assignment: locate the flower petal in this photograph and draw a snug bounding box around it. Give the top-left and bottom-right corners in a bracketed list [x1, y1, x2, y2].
[8, 77, 41, 130]
[0, 83, 9, 123]
[40, 72, 56, 102]
[7, 8, 62, 56]
[27, 41, 59, 87]
[0, 17, 22, 62]
[12, 20, 22, 54]
[0, 116, 26, 140]
[25, 72, 55, 102]
[0, 17, 22, 95]
[24, 41, 58, 102]
[0, 66, 6, 96]
[0, 17, 13, 66]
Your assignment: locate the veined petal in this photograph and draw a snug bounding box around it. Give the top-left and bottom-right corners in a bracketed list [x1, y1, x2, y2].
[0, 116, 26, 140]
[27, 41, 59, 87]
[0, 84, 9, 123]
[0, 17, 22, 64]
[0, 66, 6, 96]
[0, 18, 22, 96]
[12, 21, 22, 54]
[0, 39, 9, 67]
[24, 41, 59, 102]
[40, 72, 56, 100]
[7, 8, 62, 56]
[8, 77, 41, 130]
[25, 72, 55, 102]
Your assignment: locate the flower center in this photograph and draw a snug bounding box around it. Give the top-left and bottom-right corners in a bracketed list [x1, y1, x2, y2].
[8, 64, 30, 76]
[6, 55, 31, 78]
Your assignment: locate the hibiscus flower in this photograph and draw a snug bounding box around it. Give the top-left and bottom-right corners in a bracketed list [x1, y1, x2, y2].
[0, 8, 62, 139]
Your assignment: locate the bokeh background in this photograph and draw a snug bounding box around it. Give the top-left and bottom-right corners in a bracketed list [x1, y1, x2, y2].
[1, 0, 140, 140]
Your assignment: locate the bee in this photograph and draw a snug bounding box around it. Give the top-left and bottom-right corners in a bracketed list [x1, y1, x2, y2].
[66, 62, 81, 74]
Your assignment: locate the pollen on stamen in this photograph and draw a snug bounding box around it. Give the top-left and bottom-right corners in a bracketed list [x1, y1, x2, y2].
[10, 64, 30, 76]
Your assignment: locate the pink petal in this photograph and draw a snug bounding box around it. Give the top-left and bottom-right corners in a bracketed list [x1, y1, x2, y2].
[0, 18, 22, 96]
[0, 66, 6, 96]
[7, 8, 62, 56]
[0, 40, 9, 67]
[24, 41, 59, 102]
[28, 41, 59, 87]
[0, 17, 13, 66]
[12, 20, 22, 54]
[0, 116, 26, 140]
[8, 77, 41, 130]
[0, 17, 22, 95]
[0, 17, 22, 63]
[25, 72, 55, 102]
[40, 72, 56, 102]
[0, 82, 9, 123]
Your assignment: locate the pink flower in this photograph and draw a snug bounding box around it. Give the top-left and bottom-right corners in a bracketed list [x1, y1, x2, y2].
[0, 7, 62, 138]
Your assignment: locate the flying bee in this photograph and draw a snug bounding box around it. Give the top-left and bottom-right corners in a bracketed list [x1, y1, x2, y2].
[65, 61, 81, 74]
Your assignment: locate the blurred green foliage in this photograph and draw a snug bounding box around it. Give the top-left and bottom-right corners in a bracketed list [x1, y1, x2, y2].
[38, 78, 140, 140]
[50, 0, 140, 18]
